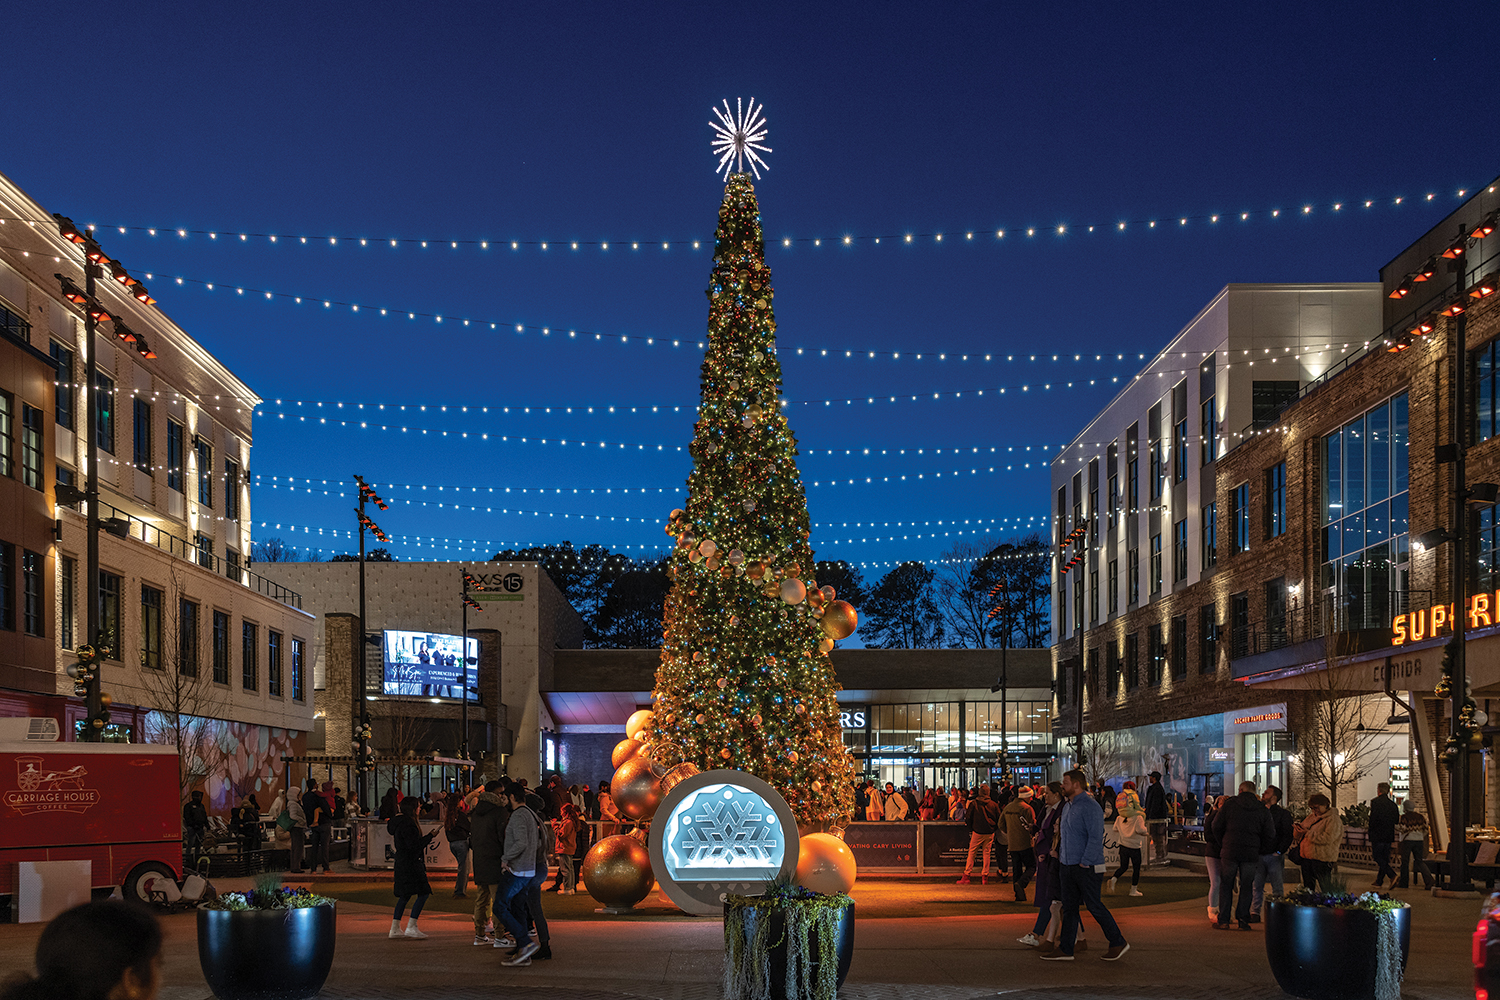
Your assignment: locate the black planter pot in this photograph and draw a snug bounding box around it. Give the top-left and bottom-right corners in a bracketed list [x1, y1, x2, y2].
[725, 899, 855, 1000]
[197, 904, 336, 1000]
[1265, 900, 1410, 1000]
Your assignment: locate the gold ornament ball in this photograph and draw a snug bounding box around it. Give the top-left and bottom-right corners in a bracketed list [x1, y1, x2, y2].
[821, 585, 836, 602]
[611, 756, 664, 821]
[795, 833, 857, 895]
[720, 748, 733, 759]
[612, 738, 646, 769]
[818, 637, 835, 654]
[582, 835, 655, 908]
[820, 601, 858, 640]
[625, 709, 654, 741]
[780, 579, 807, 605]
[99, 692, 113, 708]
[699, 539, 718, 557]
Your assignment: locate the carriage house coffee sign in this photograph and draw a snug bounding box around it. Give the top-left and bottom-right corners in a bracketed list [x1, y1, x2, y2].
[4, 756, 101, 815]
[1390, 591, 1500, 645]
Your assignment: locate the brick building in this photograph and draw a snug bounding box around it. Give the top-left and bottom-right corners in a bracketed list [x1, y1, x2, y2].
[1051, 177, 1500, 846]
[0, 168, 316, 816]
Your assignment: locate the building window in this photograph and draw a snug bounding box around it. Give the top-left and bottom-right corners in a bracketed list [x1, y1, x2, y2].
[195, 437, 212, 507]
[1088, 569, 1098, 623]
[55, 466, 75, 508]
[1171, 615, 1187, 681]
[1232, 482, 1250, 555]
[133, 398, 152, 473]
[1202, 502, 1218, 569]
[1173, 518, 1188, 583]
[22, 551, 42, 637]
[1321, 393, 1410, 630]
[291, 638, 305, 701]
[1230, 591, 1250, 658]
[1072, 574, 1084, 634]
[1150, 440, 1165, 500]
[196, 533, 213, 569]
[95, 372, 115, 455]
[1200, 604, 1218, 673]
[1108, 473, 1119, 523]
[1201, 396, 1217, 466]
[1266, 462, 1287, 538]
[166, 420, 184, 493]
[0, 543, 13, 631]
[241, 621, 258, 691]
[1174, 418, 1188, 483]
[60, 556, 75, 649]
[1147, 624, 1165, 685]
[224, 458, 240, 520]
[1107, 559, 1119, 615]
[20, 405, 42, 489]
[1128, 453, 1139, 512]
[0, 301, 27, 339]
[1128, 547, 1140, 605]
[98, 571, 121, 653]
[1057, 583, 1067, 638]
[1478, 339, 1500, 443]
[212, 611, 230, 684]
[1125, 632, 1139, 689]
[50, 342, 74, 430]
[0, 392, 11, 477]
[1087, 647, 1100, 701]
[1106, 640, 1120, 695]
[226, 549, 241, 583]
[1252, 380, 1299, 429]
[268, 631, 282, 696]
[141, 585, 163, 670]
[179, 600, 198, 677]
[1150, 533, 1162, 594]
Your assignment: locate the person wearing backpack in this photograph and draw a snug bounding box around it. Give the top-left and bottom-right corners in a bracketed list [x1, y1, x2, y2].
[957, 784, 1001, 885]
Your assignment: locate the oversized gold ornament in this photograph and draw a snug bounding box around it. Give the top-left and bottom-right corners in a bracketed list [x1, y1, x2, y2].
[698, 539, 718, 557]
[780, 579, 807, 604]
[582, 835, 655, 909]
[611, 756, 664, 820]
[820, 601, 858, 640]
[612, 738, 646, 769]
[659, 761, 701, 796]
[795, 833, 857, 895]
[625, 709, 654, 741]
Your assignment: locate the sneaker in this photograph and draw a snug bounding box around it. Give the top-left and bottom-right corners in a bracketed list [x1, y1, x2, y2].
[1039, 949, 1074, 961]
[1015, 889, 1027, 902]
[507, 941, 540, 964]
[1238, 922, 1253, 931]
[980, 875, 988, 885]
[1102, 942, 1130, 962]
[1212, 923, 1232, 930]
[956, 874, 971, 885]
[501, 955, 532, 967]
[1128, 887, 1143, 897]
[534, 946, 552, 960]
[1106, 876, 1118, 893]
[403, 923, 428, 940]
[1075, 940, 1088, 952]
[1016, 933, 1041, 947]
[473, 935, 493, 946]
[492, 936, 516, 949]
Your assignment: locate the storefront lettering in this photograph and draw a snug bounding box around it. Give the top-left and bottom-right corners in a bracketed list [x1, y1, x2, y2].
[1375, 657, 1423, 684]
[1391, 591, 1500, 644]
[839, 710, 867, 729]
[1231, 711, 1283, 725]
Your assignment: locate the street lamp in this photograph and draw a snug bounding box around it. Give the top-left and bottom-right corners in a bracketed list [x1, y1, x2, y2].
[352, 475, 389, 809]
[460, 569, 485, 784]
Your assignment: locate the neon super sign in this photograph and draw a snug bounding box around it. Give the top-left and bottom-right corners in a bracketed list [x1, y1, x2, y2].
[1391, 591, 1500, 645]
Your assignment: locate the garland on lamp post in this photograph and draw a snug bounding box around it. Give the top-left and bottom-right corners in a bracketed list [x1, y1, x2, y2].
[1435, 637, 1486, 764]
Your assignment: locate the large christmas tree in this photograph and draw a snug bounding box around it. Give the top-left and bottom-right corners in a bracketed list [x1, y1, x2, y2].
[646, 170, 856, 828]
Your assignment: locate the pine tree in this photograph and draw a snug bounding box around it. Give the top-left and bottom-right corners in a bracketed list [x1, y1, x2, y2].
[646, 173, 855, 828]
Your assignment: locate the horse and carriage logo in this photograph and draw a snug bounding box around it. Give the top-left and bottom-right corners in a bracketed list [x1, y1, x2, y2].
[3, 755, 101, 815]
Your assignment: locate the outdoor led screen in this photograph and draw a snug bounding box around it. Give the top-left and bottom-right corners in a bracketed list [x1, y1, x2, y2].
[381, 630, 478, 701]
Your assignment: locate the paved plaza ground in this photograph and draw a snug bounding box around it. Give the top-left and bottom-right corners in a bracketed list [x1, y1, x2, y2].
[0, 865, 1476, 999]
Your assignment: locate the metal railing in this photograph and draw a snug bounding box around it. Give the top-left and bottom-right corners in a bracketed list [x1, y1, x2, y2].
[63, 500, 303, 609]
[1231, 589, 1429, 658]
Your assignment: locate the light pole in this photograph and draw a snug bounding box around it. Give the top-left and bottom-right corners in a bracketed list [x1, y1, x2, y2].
[460, 569, 485, 784]
[352, 476, 389, 810]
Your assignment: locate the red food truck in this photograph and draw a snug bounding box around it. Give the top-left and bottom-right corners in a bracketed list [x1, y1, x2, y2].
[0, 737, 183, 906]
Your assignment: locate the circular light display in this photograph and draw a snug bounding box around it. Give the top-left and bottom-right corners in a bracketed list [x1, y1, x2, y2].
[648, 768, 800, 916]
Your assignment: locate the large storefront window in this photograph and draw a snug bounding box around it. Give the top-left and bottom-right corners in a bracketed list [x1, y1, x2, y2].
[1241, 731, 1286, 793]
[847, 700, 1054, 791]
[1322, 393, 1410, 630]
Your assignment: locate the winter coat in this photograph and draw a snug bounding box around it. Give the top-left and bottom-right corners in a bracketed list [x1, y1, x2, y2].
[1113, 808, 1148, 850]
[504, 804, 541, 875]
[555, 815, 579, 855]
[302, 790, 328, 828]
[966, 796, 1000, 835]
[1296, 811, 1343, 863]
[1267, 803, 1295, 854]
[287, 796, 307, 830]
[1368, 794, 1400, 842]
[1033, 801, 1062, 860]
[469, 793, 512, 885]
[864, 789, 884, 821]
[446, 808, 472, 843]
[182, 799, 209, 831]
[1211, 790, 1275, 862]
[1001, 799, 1035, 852]
[884, 791, 909, 821]
[388, 815, 436, 897]
[1143, 781, 1169, 820]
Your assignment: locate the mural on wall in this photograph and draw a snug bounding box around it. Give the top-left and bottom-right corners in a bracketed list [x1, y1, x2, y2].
[142, 712, 301, 814]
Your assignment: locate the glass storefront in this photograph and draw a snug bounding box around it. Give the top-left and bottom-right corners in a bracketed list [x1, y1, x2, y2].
[843, 700, 1055, 791]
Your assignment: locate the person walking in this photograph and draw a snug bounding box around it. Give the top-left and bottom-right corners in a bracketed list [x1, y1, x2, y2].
[1107, 785, 1147, 896]
[1367, 782, 1400, 889]
[510, 789, 553, 961]
[445, 791, 472, 898]
[493, 781, 542, 966]
[388, 797, 438, 939]
[1040, 769, 1129, 962]
[1250, 784, 1294, 922]
[1143, 771, 1169, 865]
[957, 784, 1000, 885]
[1018, 781, 1065, 948]
[1203, 794, 1226, 923]
[1211, 780, 1274, 930]
[553, 803, 581, 894]
[1002, 786, 1037, 901]
[301, 779, 333, 875]
[1395, 800, 1435, 890]
[469, 779, 512, 945]
[1292, 793, 1342, 892]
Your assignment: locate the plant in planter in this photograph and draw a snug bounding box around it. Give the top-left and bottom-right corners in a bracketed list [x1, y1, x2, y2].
[198, 873, 336, 1000]
[1265, 881, 1409, 1000]
[724, 878, 854, 1000]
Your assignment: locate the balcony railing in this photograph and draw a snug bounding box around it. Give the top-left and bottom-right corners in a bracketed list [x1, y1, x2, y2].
[64, 501, 303, 610]
[1230, 589, 1428, 659]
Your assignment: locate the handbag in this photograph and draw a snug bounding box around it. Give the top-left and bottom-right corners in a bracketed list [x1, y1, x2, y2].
[275, 810, 294, 832]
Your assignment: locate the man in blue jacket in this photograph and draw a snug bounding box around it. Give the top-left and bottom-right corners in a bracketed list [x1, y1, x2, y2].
[1040, 769, 1129, 962]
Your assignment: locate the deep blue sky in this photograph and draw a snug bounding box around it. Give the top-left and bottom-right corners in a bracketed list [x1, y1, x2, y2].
[7, 3, 1499, 572]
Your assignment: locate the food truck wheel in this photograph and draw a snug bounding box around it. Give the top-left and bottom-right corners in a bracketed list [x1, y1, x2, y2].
[123, 861, 177, 905]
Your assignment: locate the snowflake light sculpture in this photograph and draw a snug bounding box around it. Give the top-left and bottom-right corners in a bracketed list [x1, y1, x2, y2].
[710, 97, 772, 179]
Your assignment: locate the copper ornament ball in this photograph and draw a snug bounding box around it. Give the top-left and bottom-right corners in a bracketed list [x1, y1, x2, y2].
[820, 600, 858, 640]
[611, 756, 663, 820]
[582, 835, 655, 908]
[612, 738, 645, 769]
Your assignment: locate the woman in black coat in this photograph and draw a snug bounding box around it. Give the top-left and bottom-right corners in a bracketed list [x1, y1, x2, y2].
[388, 797, 437, 940]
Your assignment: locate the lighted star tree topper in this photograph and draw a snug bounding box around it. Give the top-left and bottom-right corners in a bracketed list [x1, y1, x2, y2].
[643, 101, 858, 828]
[710, 97, 772, 179]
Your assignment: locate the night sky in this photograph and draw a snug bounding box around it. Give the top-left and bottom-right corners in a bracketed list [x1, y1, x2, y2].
[6, 3, 1499, 574]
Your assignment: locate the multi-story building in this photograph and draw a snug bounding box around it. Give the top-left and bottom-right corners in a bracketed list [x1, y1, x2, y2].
[1050, 178, 1500, 841]
[0, 169, 316, 815]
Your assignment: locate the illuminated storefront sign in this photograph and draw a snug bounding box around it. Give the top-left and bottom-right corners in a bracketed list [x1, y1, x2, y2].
[1391, 591, 1500, 645]
[839, 710, 867, 729]
[649, 769, 799, 916]
[1231, 711, 1283, 726]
